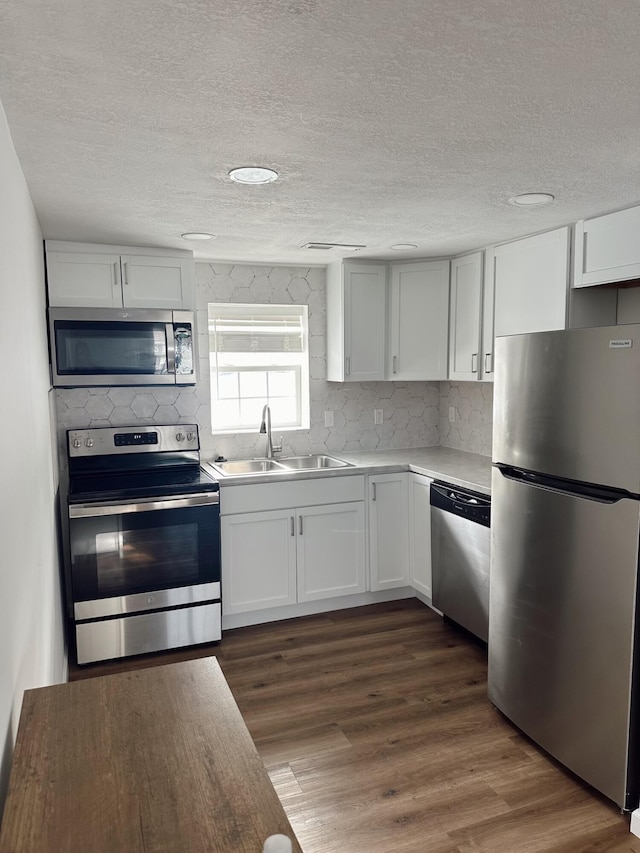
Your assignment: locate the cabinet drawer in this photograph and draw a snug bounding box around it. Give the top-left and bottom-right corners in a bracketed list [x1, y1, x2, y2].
[220, 474, 366, 515]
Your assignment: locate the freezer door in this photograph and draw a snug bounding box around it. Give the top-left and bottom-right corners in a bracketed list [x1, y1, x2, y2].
[489, 467, 640, 808]
[493, 324, 640, 493]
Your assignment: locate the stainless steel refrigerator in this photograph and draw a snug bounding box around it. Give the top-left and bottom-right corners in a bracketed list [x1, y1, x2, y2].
[490, 324, 640, 810]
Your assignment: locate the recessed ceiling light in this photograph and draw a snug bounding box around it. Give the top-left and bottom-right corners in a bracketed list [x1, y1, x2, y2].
[390, 243, 418, 251]
[180, 232, 216, 240]
[229, 167, 279, 185]
[509, 193, 555, 206]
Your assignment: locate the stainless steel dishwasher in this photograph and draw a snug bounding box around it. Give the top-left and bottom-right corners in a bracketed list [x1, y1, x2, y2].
[430, 481, 491, 642]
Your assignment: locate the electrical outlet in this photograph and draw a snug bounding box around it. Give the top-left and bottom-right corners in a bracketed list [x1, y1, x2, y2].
[324, 410, 334, 428]
[374, 409, 383, 425]
[448, 406, 456, 423]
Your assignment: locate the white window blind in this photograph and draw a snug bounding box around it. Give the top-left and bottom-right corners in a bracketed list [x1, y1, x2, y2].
[210, 305, 305, 354]
[208, 303, 310, 434]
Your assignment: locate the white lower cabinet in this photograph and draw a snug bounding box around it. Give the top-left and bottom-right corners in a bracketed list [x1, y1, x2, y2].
[296, 503, 366, 601]
[220, 476, 366, 616]
[408, 473, 433, 598]
[368, 473, 410, 591]
[221, 470, 436, 622]
[220, 509, 297, 615]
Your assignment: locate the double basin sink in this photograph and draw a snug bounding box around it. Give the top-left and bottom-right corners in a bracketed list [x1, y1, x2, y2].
[211, 454, 351, 476]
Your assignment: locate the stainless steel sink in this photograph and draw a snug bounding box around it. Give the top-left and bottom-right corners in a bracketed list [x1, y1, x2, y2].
[277, 455, 351, 470]
[210, 454, 351, 476]
[211, 459, 287, 475]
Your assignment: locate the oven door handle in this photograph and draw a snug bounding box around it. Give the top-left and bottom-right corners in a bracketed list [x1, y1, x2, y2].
[68, 492, 220, 518]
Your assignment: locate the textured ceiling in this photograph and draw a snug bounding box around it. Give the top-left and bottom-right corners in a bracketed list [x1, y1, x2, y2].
[1, 0, 640, 263]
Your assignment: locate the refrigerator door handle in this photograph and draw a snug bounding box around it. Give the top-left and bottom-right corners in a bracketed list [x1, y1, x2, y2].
[496, 464, 635, 504]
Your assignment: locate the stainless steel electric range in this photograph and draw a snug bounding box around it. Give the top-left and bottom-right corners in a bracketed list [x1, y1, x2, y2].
[64, 424, 221, 665]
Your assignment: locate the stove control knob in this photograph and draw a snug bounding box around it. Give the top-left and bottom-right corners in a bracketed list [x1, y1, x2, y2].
[73, 438, 82, 448]
[186, 431, 195, 442]
[176, 432, 185, 442]
[85, 438, 95, 448]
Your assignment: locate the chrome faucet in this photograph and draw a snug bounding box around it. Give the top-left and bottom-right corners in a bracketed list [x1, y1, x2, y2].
[259, 404, 282, 458]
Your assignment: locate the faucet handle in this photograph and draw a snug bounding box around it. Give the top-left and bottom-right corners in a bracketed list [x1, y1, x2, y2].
[273, 436, 283, 455]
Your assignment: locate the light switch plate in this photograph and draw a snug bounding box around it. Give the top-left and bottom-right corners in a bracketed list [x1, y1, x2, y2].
[374, 409, 383, 425]
[449, 406, 456, 423]
[324, 410, 334, 427]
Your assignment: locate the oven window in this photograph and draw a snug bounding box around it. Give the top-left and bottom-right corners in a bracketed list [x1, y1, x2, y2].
[69, 503, 220, 602]
[96, 523, 199, 594]
[55, 321, 168, 375]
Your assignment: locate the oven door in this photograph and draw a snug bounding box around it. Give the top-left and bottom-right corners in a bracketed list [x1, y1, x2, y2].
[68, 492, 220, 620]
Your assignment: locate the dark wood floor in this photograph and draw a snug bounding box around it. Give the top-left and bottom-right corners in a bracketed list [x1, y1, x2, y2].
[70, 600, 640, 852]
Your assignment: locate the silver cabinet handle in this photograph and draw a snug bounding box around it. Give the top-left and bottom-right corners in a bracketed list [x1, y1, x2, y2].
[485, 352, 492, 373]
[298, 515, 303, 535]
[471, 353, 478, 374]
[392, 355, 398, 374]
[290, 516, 295, 537]
[113, 262, 121, 289]
[346, 356, 351, 376]
[372, 482, 377, 501]
[122, 261, 129, 286]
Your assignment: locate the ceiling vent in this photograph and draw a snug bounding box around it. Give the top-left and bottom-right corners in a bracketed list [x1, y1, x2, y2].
[301, 242, 366, 251]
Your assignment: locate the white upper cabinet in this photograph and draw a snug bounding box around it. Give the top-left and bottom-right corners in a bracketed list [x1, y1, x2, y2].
[448, 252, 483, 381]
[389, 260, 450, 380]
[45, 250, 123, 308]
[119, 254, 194, 309]
[491, 226, 570, 338]
[46, 241, 195, 310]
[326, 260, 387, 382]
[574, 205, 640, 288]
[480, 250, 496, 381]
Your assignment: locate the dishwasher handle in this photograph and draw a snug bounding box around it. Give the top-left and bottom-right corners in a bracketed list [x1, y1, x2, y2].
[430, 481, 491, 526]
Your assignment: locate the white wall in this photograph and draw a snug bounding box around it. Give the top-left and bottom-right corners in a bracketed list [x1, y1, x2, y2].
[0, 102, 66, 815]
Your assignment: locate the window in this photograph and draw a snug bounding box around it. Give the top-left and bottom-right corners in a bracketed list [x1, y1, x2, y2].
[208, 303, 310, 434]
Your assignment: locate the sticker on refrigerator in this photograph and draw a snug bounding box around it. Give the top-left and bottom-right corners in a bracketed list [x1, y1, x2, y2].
[609, 339, 632, 348]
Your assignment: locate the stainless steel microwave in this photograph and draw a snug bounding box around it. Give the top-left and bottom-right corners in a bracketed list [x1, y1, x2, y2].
[49, 307, 196, 387]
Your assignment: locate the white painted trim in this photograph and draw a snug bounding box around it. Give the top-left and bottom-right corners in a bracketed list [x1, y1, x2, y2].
[630, 809, 640, 838]
[221, 587, 416, 630]
[414, 589, 442, 615]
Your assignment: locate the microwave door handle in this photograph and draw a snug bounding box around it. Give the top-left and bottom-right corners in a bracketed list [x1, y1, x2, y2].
[166, 323, 176, 374]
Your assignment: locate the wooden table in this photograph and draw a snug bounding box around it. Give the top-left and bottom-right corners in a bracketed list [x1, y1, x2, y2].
[0, 658, 301, 852]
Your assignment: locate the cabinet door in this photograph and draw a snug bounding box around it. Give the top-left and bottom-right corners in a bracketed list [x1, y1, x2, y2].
[493, 227, 569, 337]
[120, 255, 194, 309]
[296, 502, 366, 601]
[389, 261, 449, 380]
[408, 473, 433, 598]
[574, 205, 640, 288]
[480, 249, 495, 382]
[448, 253, 483, 381]
[368, 474, 409, 591]
[221, 510, 297, 615]
[46, 251, 123, 307]
[343, 263, 387, 381]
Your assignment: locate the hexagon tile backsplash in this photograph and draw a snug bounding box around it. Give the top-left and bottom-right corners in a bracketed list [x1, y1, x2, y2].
[54, 263, 493, 465]
[439, 381, 493, 458]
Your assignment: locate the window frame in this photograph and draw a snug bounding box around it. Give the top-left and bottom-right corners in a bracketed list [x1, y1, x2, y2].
[208, 302, 310, 435]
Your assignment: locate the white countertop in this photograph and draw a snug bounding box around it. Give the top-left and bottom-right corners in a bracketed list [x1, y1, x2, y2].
[204, 446, 492, 494]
